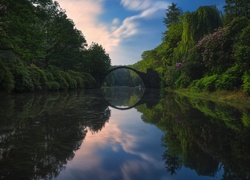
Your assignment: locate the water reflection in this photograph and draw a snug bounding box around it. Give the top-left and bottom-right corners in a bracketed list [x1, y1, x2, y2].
[0, 90, 110, 180]
[135, 92, 250, 179]
[101, 87, 160, 110]
[0, 90, 250, 179]
[101, 87, 144, 110]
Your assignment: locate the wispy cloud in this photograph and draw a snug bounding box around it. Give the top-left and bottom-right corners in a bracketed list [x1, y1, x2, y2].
[57, 0, 119, 52]
[57, 0, 168, 65]
[112, 0, 168, 41]
[120, 0, 152, 11]
[111, 0, 168, 52]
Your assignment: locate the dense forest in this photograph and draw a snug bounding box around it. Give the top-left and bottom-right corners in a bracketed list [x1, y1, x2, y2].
[132, 0, 250, 95]
[1, 0, 250, 95]
[0, 0, 111, 92]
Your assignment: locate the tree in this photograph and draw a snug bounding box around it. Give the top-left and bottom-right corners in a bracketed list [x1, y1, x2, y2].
[84, 43, 111, 85]
[160, 22, 183, 66]
[0, 0, 41, 59]
[163, 3, 183, 27]
[224, 0, 250, 23]
[0, 0, 107, 92]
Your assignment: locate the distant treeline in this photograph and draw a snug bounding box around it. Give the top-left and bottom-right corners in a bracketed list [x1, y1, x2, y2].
[0, 0, 111, 92]
[132, 1, 250, 95]
[103, 66, 143, 87]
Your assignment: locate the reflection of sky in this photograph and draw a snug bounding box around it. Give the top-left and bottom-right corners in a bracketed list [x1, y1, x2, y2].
[55, 108, 223, 180]
[55, 108, 167, 180]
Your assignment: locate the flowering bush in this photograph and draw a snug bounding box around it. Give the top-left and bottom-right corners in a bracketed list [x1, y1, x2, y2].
[175, 59, 186, 69]
[197, 27, 232, 73]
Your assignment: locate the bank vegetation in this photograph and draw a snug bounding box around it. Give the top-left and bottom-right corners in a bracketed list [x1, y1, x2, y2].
[131, 0, 250, 102]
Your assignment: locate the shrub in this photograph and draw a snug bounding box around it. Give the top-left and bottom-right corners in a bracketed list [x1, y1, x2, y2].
[29, 64, 48, 90]
[201, 75, 218, 91]
[46, 81, 60, 91]
[234, 45, 250, 69]
[216, 65, 243, 90]
[14, 68, 34, 92]
[48, 66, 69, 90]
[197, 27, 232, 74]
[189, 75, 218, 92]
[174, 72, 191, 88]
[81, 72, 96, 88]
[164, 66, 181, 88]
[68, 70, 84, 88]
[242, 71, 250, 95]
[233, 22, 250, 70]
[0, 61, 15, 92]
[63, 72, 77, 89]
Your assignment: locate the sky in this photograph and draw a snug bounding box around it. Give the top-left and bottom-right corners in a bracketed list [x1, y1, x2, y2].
[56, 0, 226, 66]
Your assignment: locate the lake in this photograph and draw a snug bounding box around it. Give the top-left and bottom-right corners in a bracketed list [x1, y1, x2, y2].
[0, 88, 250, 180]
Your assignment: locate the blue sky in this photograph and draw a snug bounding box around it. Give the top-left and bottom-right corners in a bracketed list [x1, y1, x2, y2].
[56, 0, 226, 66]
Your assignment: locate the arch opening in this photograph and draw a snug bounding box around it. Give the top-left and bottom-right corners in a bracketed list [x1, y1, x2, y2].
[101, 66, 145, 88]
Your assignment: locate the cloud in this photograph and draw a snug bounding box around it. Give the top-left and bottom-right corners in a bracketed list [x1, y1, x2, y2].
[56, 0, 168, 65]
[112, 18, 120, 25]
[120, 0, 152, 11]
[57, 0, 119, 52]
[113, 1, 167, 39]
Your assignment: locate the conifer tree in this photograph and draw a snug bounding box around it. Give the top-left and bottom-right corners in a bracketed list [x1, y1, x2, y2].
[163, 3, 183, 27]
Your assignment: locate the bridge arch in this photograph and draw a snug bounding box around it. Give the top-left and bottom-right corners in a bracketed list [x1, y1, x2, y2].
[102, 66, 146, 87]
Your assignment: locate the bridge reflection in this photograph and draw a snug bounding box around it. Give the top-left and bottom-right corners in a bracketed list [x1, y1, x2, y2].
[101, 87, 160, 110]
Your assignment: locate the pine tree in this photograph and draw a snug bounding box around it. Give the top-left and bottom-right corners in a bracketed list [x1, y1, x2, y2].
[163, 3, 183, 27]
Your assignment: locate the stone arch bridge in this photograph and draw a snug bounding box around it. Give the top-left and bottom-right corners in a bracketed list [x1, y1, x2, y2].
[103, 66, 160, 89]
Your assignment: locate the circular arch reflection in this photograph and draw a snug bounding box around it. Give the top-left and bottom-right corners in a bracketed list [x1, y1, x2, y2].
[101, 87, 145, 110]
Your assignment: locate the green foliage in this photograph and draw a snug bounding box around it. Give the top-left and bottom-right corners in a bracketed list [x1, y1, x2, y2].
[172, 12, 195, 63]
[0, 0, 109, 92]
[163, 3, 183, 27]
[184, 49, 204, 80]
[81, 73, 96, 89]
[62, 72, 77, 89]
[68, 70, 84, 88]
[195, 6, 222, 39]
[241, 112, 250, 127]
[223, 0, 250, 23]
[47, 66, 69, 90]
[234, 46, 250, 69]
[46, 81, 60, 91]
[216, 65, 243, 90]
[84, 43, 111, 85]
[29, 64, 48, 90]
[242, 71, 250, 95]
[197, 27, 231, 74]
[233, 21, 250, 69]
[164, 66, 181, 87]
[136, 91, 250, 177]
[190, 65, 244, 92]
[14, 67, 34, 92]
[0, 61, 14, 92]
[173, 6, 222, 65]
[190, 75, 219, 92]
[161, 23, 183, 66]
[174, 72, 191, 88]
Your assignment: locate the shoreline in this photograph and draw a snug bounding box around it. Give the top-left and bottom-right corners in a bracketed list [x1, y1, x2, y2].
[172, 88, 250, 109]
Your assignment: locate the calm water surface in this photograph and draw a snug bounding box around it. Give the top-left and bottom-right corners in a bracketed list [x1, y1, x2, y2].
[0, 88, 250, 180]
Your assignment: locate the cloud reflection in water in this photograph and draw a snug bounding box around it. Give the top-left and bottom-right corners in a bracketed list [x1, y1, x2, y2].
[56, 108, 166, 180]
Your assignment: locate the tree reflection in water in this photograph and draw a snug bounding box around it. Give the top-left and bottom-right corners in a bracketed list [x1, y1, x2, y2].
[0, 90, 250, 179]
[0, 90, 110, 180]
[135, 92, 250, 179]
